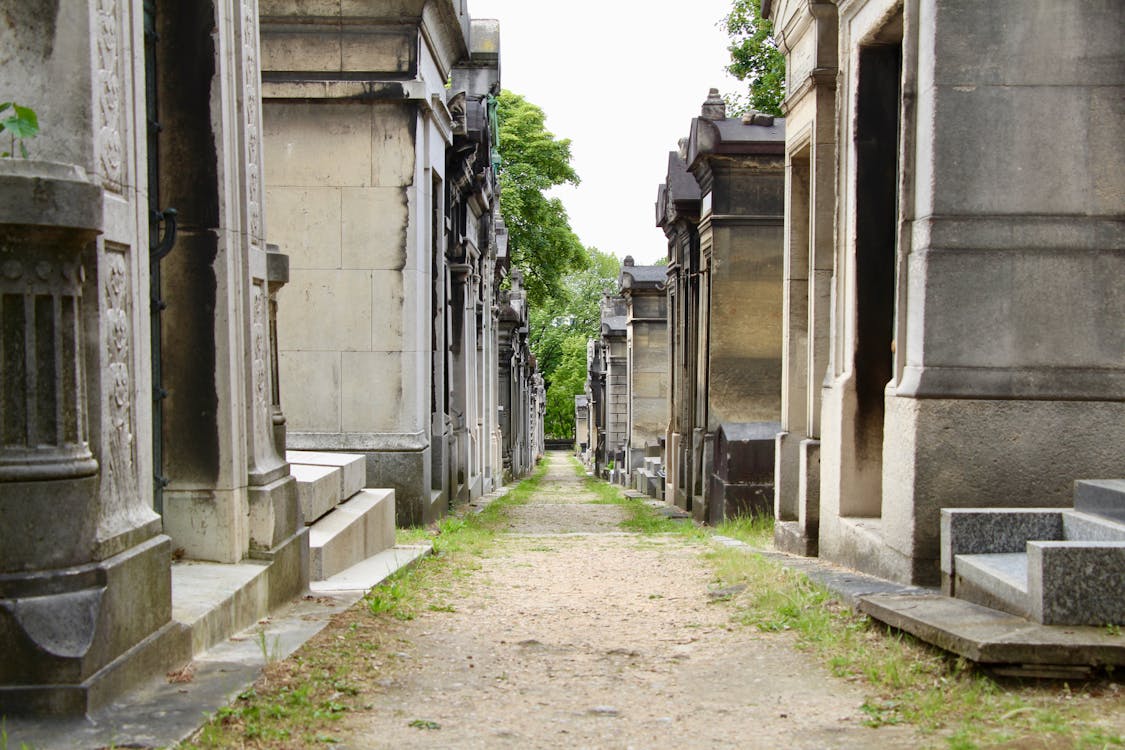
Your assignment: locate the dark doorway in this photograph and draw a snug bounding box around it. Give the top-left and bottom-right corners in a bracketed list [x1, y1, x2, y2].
[852, 21, 902, 514]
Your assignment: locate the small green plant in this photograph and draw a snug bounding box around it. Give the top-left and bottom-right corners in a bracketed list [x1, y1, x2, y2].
[0, 102, 39, 159]
[1106, 623, 1121, 637]
[408, 719, 441, 730]
[256, 629, 282, 664]
[716, 513, 774, 548]
[0, 718, 34, 750]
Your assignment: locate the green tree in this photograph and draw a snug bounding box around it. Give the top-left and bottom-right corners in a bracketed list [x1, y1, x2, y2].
[496, 90, 588, 307]
[722, 0, 785, 117]
[530, 247, 620, 439]
[543, 335, 589, 440]
[530, 247, 619, 381]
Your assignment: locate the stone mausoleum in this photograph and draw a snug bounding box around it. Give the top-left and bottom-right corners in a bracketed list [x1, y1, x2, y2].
[0, 0, 544, 719]
[658, 91, 786, 524]
[764, 0, 1124, 599]
[261, 2, 536, 525]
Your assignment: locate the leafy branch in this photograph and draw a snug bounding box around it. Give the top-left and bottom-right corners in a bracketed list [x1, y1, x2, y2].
[1, 102, 40, 159]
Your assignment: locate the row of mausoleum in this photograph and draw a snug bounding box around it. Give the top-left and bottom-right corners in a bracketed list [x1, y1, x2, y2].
[0, 0, 543, 718]
[604, 0, 1124, 634]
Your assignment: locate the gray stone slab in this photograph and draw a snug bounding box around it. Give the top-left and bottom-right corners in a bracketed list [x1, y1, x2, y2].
[290, 463, 340, 523]
[310, 544, 432, 593]
[287, 450, 367, 501]
[956, 552, 1030, 594]
[858, 593, 1125, 666]
[1030, 541, 1125, 625]
[170, 561, 271, 655]
[940, 508, 1063, 575]
[1062, 510, 1125, 542]
[1074, 479, 1125, 523]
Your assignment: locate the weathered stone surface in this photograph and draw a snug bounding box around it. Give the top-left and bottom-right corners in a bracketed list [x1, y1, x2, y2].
[858, 593, 1125, 666]
[287, 450, 367, 501]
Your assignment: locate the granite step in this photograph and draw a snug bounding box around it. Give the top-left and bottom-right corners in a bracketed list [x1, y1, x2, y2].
[308, 489, 396, 581]
[287, 450, 367, 505]
[1074, 479, 1125, 524]
[943, 502, 1125, 625]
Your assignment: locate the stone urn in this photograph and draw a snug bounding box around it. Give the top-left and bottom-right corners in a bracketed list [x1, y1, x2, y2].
[0, 159, 103, 573]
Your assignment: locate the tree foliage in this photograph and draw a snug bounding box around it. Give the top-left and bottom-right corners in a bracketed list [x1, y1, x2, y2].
[722, 0, 786, 117]
[530, 247, 620, 439]
[496, 90, 588, 307]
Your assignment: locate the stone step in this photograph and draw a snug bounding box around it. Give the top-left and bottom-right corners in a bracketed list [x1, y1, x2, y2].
[943, 506, 1125, 625]
[311, 544, 432, 594]
[308, 489, 396, 581]
[290, 463, 340, 524]
[171, 560, 271, 656]
[287, 450, 367, 503]
[1074, 479, 1125, 523]
[953, 552, 1030, 618]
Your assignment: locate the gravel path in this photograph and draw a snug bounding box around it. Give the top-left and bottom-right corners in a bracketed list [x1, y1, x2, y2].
[338, 452, 921, 749]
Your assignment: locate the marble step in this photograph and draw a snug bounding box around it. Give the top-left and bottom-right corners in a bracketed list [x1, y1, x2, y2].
[171, 560, 271, 656]
[308, 489, 396, 581]
[289, 463, 340, 524]
[287, 450, 367, 504]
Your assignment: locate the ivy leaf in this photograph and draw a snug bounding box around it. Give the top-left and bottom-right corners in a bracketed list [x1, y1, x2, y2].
[0, 102, 11, 115]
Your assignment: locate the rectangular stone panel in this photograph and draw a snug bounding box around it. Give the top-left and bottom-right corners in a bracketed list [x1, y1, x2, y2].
[340, 351, 422, 433]
[279, 269, 373, 352]
[266, 186, 341, 270]
[278, 350, 340, 433]
[264, 102, 372, 188]
[341, 187, 410, 270]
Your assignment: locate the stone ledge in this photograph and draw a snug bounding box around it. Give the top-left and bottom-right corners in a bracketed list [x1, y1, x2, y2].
[858, 593, 1125, 667]
[288, 450, 367, 503]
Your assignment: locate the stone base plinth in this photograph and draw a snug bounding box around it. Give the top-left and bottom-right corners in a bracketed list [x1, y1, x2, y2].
[0, 535, 187, 717]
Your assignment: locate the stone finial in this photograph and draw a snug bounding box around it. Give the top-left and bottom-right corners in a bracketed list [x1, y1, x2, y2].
[623, 255, 635, 267]
[701, 88, 726, 121]
[677, 137, 689, 162]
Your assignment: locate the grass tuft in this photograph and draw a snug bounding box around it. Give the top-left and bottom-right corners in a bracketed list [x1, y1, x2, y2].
[705, 544, 1125, 748]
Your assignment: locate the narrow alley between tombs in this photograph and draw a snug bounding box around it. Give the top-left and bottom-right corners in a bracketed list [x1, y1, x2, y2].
[249, 452, 923, 750]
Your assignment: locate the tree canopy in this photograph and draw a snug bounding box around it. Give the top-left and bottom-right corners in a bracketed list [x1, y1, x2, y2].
[722, 0, 786, 117]
[530, 247, 620, 439]
[496, 90, 588, 308]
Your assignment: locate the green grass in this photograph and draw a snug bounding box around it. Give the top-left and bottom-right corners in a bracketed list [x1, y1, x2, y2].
[715, 513, 775, 548]
[568, 456, 707, 538]
[705, 545, 1125, 748]
[183, 459, 549, 749]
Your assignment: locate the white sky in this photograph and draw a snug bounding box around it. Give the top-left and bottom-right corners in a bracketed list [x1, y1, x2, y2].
[468, 0, 742, 265]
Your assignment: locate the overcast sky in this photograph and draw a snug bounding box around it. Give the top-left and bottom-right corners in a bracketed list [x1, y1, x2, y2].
[468, 0, 742, 265]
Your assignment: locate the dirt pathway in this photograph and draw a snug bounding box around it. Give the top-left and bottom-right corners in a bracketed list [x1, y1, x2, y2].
[338, 452, 921, 749]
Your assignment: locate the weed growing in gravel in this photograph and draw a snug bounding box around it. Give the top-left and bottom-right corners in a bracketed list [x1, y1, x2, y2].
[572, 459, 706, 539]
[706, 546, 1125, 748]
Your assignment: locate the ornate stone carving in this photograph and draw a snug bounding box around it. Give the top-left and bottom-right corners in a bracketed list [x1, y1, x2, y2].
[251, 281, 272, 457]
[95, 0, 125, 191]
[242, 0, 263, 244]
[102, 246, 137, 502]
[0, 230, 96, 481]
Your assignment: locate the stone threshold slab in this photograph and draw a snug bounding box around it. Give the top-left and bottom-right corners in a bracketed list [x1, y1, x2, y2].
[711, 534, 1124, 668]
[859, 593, 1125, 667]
[310, 544, 433, 593]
